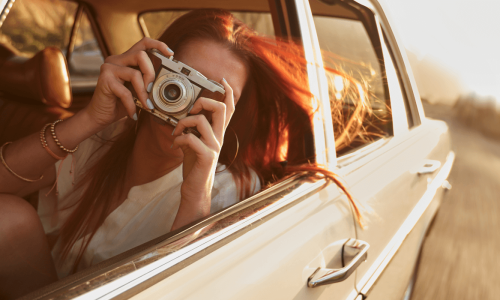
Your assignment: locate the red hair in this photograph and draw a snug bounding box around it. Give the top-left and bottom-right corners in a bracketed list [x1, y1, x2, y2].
[59, 9, 366, 274]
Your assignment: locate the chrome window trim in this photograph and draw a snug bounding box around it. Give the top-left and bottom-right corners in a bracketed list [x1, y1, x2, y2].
[0, 0, 14, 27]
[357, 151, 455, 295]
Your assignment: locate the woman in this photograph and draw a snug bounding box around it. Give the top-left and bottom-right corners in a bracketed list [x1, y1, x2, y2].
[0, 9, 362, 299]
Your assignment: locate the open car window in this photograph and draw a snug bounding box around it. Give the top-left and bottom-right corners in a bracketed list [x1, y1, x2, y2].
[0, 0, 103, 94]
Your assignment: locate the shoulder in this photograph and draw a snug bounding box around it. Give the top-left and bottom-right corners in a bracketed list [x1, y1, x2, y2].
[210, 164, 261, 214]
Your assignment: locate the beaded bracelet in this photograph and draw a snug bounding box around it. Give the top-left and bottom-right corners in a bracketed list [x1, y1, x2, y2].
[0, 142, 43, 182]
[50, 119, 79, 153]
[40, 123, 67, 160]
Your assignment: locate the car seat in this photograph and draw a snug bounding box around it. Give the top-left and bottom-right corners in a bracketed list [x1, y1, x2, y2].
[0, 43, 74, 145]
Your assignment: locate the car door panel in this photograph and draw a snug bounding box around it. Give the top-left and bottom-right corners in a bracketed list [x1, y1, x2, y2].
[131, 182, 358, 300]
[339, 120, 452, 296]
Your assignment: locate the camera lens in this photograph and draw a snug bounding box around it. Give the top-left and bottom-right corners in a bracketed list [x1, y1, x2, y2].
[163, 84, 181, 101]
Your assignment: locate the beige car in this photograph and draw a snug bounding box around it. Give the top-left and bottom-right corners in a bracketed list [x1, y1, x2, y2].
[0, 0, 454, 299]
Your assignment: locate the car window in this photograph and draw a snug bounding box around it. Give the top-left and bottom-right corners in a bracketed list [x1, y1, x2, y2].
[140, 11, 275, 39]
[68, 11, 104, 92]
[0, 0, 104, 93]
[314, 15, 393, 157]
[382, 30, 413, 130]
[0, 0, 77, 56]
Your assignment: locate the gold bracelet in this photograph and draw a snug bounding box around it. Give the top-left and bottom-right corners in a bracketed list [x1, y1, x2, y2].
[0, 142, 44, 182]
[50, 119, 79, 153]
[40, 123, 67, 160]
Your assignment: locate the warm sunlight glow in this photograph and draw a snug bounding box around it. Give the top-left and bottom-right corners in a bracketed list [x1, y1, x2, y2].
[334, 75, 344, 92]
[382, 0, 500, 104]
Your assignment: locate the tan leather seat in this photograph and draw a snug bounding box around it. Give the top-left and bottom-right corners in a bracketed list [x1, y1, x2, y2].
[0, 44, 74, 145]
[0, 46, 72, 108]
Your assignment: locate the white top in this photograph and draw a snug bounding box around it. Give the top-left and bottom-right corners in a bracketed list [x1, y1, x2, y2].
[37, 120, 260, 279]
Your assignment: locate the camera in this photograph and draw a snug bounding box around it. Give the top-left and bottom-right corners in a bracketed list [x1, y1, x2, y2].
[127, 49, 226, 136]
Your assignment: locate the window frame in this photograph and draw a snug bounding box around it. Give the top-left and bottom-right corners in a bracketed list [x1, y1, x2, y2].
[367, 0, 423, 127]
[309, 0, 422, 168]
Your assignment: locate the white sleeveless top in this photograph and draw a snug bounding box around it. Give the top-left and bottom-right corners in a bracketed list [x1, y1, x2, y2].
[37, 120, 260, 279]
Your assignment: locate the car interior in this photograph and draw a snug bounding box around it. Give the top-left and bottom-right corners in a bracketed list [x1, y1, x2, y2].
[0, 0, 399, 297]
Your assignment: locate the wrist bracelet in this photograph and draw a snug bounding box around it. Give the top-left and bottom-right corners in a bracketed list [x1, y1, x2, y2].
[0, 142, 44, 182]
[50, 119, 79, 153]
[40, 123, 67, 160]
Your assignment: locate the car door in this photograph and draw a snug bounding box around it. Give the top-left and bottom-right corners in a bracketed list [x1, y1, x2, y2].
[309, 0, 454, 299]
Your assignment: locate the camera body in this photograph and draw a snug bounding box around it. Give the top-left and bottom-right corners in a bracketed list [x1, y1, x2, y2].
[128, 49, 226, 135]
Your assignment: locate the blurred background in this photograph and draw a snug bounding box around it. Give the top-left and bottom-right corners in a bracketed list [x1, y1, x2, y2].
[382, 0, 500, 299]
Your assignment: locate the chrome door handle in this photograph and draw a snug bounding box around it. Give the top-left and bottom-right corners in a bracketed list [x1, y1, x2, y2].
[417, 160, 441, 175]
[308, 239, 369, 288]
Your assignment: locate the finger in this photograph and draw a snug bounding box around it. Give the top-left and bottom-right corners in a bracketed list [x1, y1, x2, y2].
[220, 78, 235, 127]
[110, 64, 150, 111]
[173, 115, 221, 151]
[108, 80, 137, 119]
[128, 37, 174, 58]
[187, 97, 226, 143]
[172, 134, 218, 163]
[107, 51, 156, 95]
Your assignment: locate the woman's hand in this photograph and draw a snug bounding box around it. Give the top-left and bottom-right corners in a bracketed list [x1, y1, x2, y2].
[170, 79, 235, 229]
[83, 38, 174, 127]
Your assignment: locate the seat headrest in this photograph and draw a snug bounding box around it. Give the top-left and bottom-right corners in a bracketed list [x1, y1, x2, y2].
[0, 46, 72, 108]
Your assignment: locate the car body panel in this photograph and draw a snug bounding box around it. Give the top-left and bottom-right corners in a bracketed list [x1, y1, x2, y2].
[129, 183, 357, 300]
[340, 120, 452, 296]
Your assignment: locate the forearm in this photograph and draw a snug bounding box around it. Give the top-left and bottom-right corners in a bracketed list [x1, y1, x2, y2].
[171, 193, 211, 231]
[0, 109, 106, 194]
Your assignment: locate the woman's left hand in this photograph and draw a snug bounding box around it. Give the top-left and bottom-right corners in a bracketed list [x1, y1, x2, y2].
[170, 79, 235, 230]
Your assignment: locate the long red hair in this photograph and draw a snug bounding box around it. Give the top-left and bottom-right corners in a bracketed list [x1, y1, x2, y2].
[59, 9, 366, 273]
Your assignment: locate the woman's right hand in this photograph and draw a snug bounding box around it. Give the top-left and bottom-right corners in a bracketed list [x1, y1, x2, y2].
[84, 38, 174, 127]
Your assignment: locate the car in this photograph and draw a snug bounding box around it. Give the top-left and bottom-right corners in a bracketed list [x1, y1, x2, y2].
[0, 0, 454, 299]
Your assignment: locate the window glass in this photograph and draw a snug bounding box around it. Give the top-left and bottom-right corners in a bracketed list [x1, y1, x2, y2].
[381, 32, 409, 134]
[382, 31, 413, 129]
[140, 11, 274, 39]
[314, 16, 393, 156]
[0, 0, 77, 56]
[68, 11, 104, 91]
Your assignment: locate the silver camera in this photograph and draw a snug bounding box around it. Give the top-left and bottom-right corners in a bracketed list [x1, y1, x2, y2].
[128, 49, 226, 136]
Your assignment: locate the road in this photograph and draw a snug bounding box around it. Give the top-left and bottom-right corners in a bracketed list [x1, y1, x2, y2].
[411, 103, 500, 300]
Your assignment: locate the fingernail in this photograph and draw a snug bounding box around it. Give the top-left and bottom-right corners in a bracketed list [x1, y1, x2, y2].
[132, 113, 138, 121]
[222, 78, 227, 84]
[168, 47, 174, 53]
[147, 82, 153, 93]
[147, 98, 154, 110]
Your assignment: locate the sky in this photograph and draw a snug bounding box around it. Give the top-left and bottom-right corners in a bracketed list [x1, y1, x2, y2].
[380, 0, 500, 104]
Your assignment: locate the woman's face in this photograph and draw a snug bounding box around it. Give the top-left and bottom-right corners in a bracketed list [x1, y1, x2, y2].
[176, 39, 248, 104]
[145, 39, 249, 150]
